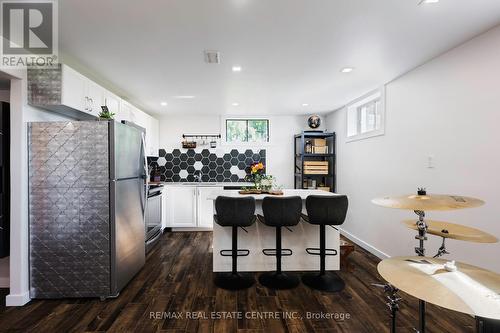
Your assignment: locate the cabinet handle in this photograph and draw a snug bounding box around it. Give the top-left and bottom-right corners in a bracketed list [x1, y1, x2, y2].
[84, 96, 89, 111]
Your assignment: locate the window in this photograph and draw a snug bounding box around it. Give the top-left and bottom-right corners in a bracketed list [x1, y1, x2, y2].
[346, 88, 385, 142]
[226, 119, 269, 143]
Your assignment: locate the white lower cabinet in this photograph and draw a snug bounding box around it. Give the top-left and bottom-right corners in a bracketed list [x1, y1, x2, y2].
[166, 186, 197, 227]
[197, 187, 219, 228]
[165, 186, 222, 228]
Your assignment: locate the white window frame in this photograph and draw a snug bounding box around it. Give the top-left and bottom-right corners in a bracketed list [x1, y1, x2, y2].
[346, 87, 385, 142]
[221, 116, 272, 146]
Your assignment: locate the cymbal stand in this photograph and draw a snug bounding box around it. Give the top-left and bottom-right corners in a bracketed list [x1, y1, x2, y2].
[433, 237, 450, 258]
[414, 210, 427, 256]
[413, 209, 427, 333]
[373, 283, 401, 333]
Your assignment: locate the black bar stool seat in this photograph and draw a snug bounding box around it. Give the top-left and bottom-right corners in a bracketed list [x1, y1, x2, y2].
[257, 196, 302, 290]
[302, 195, 348, 292]
[213, 196, 256, 290]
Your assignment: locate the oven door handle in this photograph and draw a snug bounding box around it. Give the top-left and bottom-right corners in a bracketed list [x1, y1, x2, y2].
[147, 191, 163, 199]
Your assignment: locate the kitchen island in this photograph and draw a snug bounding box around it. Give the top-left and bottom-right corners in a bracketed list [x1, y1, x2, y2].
[207, 189, 341, 272]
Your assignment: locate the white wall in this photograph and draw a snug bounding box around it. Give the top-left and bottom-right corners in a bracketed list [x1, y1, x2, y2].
[157, 114, 327, 188]
[326, 25, 500, 272]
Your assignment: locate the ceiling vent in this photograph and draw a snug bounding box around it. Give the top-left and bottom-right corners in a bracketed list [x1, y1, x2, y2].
[204, 50, 221, 64]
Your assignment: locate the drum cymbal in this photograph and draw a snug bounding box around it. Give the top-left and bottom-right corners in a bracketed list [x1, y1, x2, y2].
[372, 193, 484, 211]
[402, 219, 498, 243]
[378, 256, 500, 320]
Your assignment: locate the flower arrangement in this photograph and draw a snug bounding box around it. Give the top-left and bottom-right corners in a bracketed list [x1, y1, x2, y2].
[246, 162, 274, 191]
[250, 162, 265, 175]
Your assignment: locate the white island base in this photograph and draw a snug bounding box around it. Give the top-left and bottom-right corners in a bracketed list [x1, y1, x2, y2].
[208, 189, 341, 273]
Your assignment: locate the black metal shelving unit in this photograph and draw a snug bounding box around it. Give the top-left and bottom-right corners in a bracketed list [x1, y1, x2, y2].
[294, 131, 336, 192]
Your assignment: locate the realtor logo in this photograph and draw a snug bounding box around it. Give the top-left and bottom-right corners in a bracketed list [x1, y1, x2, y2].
[1, 0, 58, 68]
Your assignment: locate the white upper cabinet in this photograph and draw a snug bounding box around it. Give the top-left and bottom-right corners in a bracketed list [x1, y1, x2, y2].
[125, 103, 159, 156]
[60, 64, 105, 117]
[85, 80, 105, 116]
[118, 101, 133, 123]
[103, 91, 122, 120]
[60, 65, 87, 112]
[28, 64, 159, 154]
[147, 116, 159, 156]
[28, 64, 104, 119]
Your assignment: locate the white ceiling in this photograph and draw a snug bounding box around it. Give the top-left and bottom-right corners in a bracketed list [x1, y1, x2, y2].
[59, 0, 500, 116]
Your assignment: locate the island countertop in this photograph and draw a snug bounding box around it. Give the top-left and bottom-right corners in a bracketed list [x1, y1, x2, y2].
[207, 188, 339, 200]
[210, 188, 342, 273]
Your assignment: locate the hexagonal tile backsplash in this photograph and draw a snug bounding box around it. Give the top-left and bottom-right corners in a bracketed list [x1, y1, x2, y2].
[148, 149, 266, 182]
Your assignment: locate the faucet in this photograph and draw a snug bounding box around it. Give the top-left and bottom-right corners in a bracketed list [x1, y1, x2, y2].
[194, 170, 202, 183]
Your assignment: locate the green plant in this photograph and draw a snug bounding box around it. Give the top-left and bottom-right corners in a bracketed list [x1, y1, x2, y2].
[98, 109, 115, 119]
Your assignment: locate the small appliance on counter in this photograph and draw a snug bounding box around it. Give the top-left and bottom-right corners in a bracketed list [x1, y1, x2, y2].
[151, 166, 161, 182]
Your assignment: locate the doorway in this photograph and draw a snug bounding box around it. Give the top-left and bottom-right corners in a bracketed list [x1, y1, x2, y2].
[0, 77, 10, 292]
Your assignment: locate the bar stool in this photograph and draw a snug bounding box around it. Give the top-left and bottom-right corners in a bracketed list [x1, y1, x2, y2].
[257, 196, 302, 290]
[302, 195, 348, 292]
[213, 196, 256, 290]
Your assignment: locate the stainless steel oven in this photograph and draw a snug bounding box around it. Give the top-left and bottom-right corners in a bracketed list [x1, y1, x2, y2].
[146, 184, 163, 252]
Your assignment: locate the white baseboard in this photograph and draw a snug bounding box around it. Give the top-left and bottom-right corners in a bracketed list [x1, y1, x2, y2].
[339, 228, 390, 259]
[0, 277, 9, 288]
[170, 228, 212, 232]
[5, 291, 30, 306]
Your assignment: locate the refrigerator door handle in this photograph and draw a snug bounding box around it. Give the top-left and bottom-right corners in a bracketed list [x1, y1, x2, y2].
[140, 132, 149, 219]
[141, 132, 149, 181]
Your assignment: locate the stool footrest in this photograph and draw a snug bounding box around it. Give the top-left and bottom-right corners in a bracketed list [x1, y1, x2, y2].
[220, 249, 250, 257]
[262, 248, 293, 256]
[306, 247, 338, 256]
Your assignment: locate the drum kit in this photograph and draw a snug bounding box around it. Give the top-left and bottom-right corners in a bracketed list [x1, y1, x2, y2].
[372, 188, 499, 333]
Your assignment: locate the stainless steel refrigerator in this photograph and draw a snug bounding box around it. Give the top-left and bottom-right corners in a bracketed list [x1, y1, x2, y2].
[28, 120, 147, 298]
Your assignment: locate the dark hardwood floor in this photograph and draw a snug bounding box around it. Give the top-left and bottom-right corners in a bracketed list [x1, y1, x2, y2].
[0, 232, 474, 332]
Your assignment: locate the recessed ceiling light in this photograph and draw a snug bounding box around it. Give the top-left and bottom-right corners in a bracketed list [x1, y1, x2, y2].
[419, 0, 439, 4]
[340, 67, 354, 73]
[174, 95, 195, 99]
[232, 102, 239, 106]
[232, 65, 242, 72]
[302, 103, 309, 107]
[160, 102, 168, 106]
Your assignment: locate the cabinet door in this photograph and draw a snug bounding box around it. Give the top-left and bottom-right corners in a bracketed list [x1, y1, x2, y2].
[119, 101, 133, 122]
[166, 186, 197, 227]
[129, 107, 155, 155]
[197, 187, 222, 229]
[61, 65, 87, 111]
[86, 80, 105, 116]
[147, 116, 159, 157]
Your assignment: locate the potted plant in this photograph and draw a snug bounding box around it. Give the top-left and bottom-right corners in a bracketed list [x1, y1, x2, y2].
[98, 106, 115, 120]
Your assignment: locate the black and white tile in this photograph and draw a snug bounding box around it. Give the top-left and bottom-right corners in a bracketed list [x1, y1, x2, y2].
[148, 148, 266, 182]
